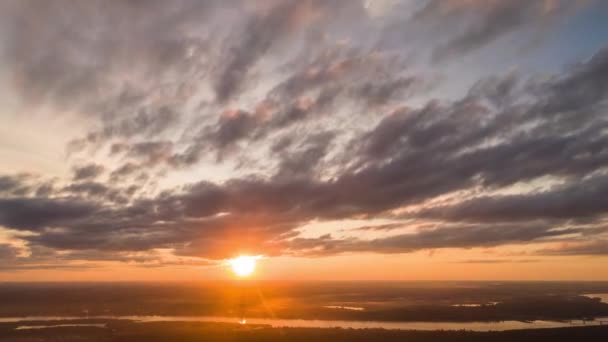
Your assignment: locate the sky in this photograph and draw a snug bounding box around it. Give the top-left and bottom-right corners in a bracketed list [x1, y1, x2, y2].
[1, 0, 608, 281]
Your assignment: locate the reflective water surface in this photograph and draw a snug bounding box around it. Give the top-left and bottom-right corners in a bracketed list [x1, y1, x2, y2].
[16, 323, 107, 330]
[586, 293, 608, 304]
[1, 316, 608, 331]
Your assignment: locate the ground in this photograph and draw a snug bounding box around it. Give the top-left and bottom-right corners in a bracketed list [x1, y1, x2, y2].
[1, 321, 608, 342]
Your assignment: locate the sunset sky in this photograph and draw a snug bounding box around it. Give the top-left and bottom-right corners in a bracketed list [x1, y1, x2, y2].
[1, 0, 608, 281]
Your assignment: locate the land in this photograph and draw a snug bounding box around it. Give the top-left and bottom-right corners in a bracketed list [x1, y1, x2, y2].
[2, 282, 608, 341]
[1, 321, 608, 342]
[1, 281, 607, 322]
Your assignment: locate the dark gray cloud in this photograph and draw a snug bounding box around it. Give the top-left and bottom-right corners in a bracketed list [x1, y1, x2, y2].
[212, 0, 370, 102]
[72, 164, 105, 181]
[285, 222, 590, 256]
[34, 182, 55, 197]
[80, 107, 181, 148]
[415, 174, 608, 223]
[273, 131, 335, 180]
[0, 197, 98, 231]
[212, 1, 297, 102]
[119, 141, 175, 166]
[172, 50, 418, 166]
[109, 162, 141, 181]
[207, 110, 261, 153]
[0, 174, 32, 196]
[413, 0, 579, 62]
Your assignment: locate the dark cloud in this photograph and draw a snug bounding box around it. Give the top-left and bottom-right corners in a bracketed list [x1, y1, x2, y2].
[273, 131, 335, 180]
[72, 163, 105, 181]
[0, 197, 98, 231]
[209, 110, 261, 152]
[531, 44, 608, 115]
[78, 107, 181, 150]
[63, 182, 111, 199]
[415, 174, 608, 223]
[212, 0, 369, 102]
[413, 0, 579, 62]
[285, 222, 589, 256]
[169, 109, 262, 165]
[172, 48, 418, 166]
[0, 174, 32, 196]
[110, 162, 141, 181]
[35, 182, 55, 197]
[351, 223, 407, 232]
[213, 1, 296, 102]
[123, 141, 174, 166]
[352, 76, 421, 106]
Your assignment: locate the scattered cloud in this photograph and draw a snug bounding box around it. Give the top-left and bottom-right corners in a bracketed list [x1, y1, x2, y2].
[0, 0, 607, 269]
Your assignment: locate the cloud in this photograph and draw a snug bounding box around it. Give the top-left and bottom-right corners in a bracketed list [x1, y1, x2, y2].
[0, 174, 32, 196]
[3, 42, 608, 260]
[109, 163, 141, 182]
[413, 0, 580, 61]
[536, 240, 608, 256]
[0, 197, 98, 231]
[0, 244, 19, 260]
[285, 223, 589, 256]
[212, 1, 299, 102]
[0, 1, 607, 267]
[121, 141, 175, 166]
[72, 164, 105, 181]
[3, 0, 219, 106]
[414, 174, 608, 222]
[454, 259, 540, 264]
[212, 0, 370, 102]
[79, 108, 181, 149]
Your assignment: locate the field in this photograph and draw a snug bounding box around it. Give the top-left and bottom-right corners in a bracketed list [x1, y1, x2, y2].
[1, 282, 607, 322]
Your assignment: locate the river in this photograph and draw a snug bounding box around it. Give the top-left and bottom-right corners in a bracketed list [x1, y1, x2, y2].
[1, 315, 607, 331]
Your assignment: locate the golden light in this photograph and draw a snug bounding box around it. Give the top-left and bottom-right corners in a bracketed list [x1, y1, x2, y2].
[229, 255, 258, 277]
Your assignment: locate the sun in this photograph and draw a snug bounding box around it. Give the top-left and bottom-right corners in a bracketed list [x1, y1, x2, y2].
[229, 255, 258, 277]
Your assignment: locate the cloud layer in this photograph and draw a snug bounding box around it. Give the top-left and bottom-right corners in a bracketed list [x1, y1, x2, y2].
[0, 0, 607, 270]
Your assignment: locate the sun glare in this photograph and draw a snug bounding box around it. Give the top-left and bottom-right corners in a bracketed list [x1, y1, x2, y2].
[229, 255, 258, 277]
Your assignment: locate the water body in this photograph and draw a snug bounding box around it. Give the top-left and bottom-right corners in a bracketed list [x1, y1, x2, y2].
[1, 316, 608, 331]
[451, 302, 499, 308]
[16, 323, 106, 330]
[586, 293, 608, 303]
[323, 305, 365, 311]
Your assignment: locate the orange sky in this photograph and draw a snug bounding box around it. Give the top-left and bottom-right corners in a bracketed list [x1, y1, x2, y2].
[3, 252, 608, 282]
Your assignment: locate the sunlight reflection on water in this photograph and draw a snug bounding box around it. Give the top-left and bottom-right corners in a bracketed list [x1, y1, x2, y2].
[2, 316, 608, 331]
[16, 324, 106, 330]
[323, 305, 365, 311]
[586, 293, 608, 304]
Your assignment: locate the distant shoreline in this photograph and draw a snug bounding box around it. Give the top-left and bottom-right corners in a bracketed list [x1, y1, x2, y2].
[1, 320, 608, 342]
[1, 315, 608, 332]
